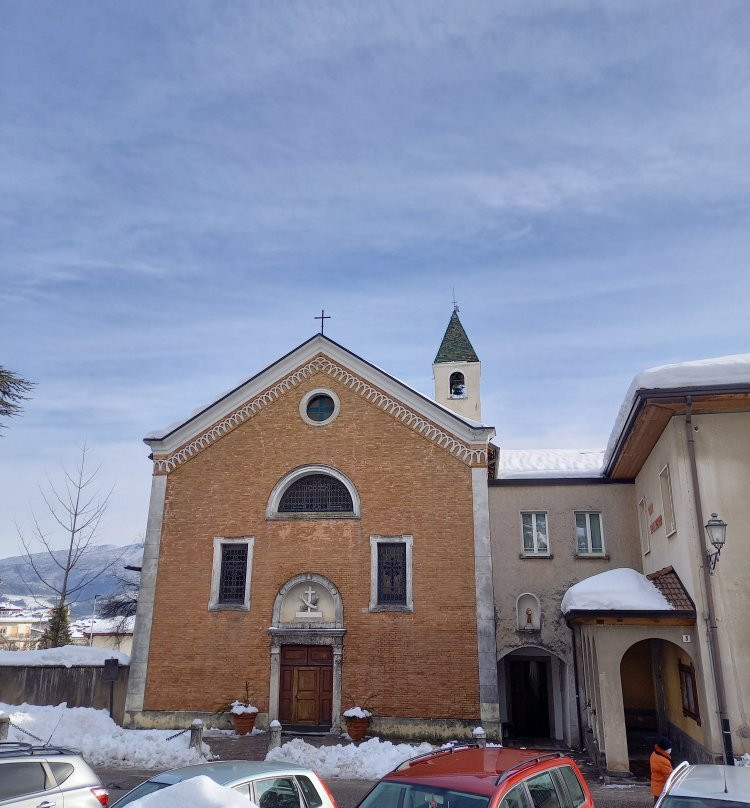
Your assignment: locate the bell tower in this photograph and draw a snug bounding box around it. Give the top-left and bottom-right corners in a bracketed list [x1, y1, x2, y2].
[433, 306, 481, 421]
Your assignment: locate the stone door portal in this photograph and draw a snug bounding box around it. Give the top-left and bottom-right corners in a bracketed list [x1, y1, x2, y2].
[279, 645, 333, 730]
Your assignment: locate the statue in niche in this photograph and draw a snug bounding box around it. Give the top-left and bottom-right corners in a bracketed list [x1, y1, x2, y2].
[526, 608, 533, 627]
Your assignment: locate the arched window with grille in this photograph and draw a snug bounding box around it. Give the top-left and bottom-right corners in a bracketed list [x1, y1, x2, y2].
[267, 466, 360, 519]
[278, 474, 353, 513]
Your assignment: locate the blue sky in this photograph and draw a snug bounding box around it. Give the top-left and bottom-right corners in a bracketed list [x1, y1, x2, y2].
[1, 1, 749, 558]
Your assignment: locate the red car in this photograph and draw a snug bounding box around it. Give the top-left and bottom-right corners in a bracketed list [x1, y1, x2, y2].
[357, 747, 595, 808]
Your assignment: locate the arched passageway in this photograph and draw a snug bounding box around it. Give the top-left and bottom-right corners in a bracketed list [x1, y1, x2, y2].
[498, 646, 568, 743]
[620, 638, 703, 776]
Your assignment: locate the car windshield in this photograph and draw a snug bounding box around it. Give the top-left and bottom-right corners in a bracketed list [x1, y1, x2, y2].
[112, 780, 171, 806]
[662, 798, 749, 808]
[358, 781, 490, 808]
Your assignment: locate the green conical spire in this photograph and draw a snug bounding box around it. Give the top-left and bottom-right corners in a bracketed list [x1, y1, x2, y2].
[434, 308, 479, 364]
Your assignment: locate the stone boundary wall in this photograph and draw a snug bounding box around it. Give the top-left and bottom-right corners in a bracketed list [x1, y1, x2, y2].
[0, 664, 129, 725]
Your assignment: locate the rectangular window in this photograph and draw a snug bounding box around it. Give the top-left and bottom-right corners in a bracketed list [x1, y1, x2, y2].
[525, 771, 563, 808]
[378, 543, 406, 604]
[0, 762, 48, 800]
[219, 543, 248, 603]
[679, 660, 701, 724]
[209, 536, 254, 611]
[660, 464, 677, 537]
[575, 512, 604, 555]
[369, 535, 413, 612]
[521, 512, 549, 555]
[638, 498, 650, 555]
[556, 766, 586, 808]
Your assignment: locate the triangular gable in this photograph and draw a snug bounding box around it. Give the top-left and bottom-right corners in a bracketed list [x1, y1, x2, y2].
[146, 334, 495, 473]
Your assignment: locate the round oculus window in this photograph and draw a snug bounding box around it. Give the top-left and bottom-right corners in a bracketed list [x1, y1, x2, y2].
[306, 393, 335, 423]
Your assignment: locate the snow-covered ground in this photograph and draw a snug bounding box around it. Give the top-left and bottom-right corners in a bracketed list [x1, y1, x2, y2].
[266, 737, 434, 779]
[0, 702, 209, 768]
[125, 775, 253, 808]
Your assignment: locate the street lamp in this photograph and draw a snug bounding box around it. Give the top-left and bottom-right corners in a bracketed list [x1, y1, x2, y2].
[88, 595, 101, 647]
[705, 513, 728, 575]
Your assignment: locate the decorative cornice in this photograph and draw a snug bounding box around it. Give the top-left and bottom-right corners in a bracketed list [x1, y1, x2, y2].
[153, 355, 487, 473]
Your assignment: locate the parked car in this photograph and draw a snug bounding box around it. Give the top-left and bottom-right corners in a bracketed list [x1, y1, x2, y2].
[112, 760, 338, 807]
[656, 761, 750, 808]
[356, 746, 594, 808]
[0, 741, 109, 807]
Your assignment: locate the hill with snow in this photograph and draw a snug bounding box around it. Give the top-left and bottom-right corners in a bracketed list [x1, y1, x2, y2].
[0, 542, 142, 617]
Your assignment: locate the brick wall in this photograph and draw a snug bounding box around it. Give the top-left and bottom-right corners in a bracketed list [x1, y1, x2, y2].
[144, 364, 481, 721]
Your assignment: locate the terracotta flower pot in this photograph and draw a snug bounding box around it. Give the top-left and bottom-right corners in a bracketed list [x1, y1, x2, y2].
[346, 717, 371, 742]
[232, 712, 257, 736]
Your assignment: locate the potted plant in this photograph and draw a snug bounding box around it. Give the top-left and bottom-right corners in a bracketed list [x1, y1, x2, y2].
[215, 680, 259, 735]
[342, 693, 377, 741]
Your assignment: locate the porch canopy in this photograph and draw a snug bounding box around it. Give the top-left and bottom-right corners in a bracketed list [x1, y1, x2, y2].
[562, 567, 697, 774]
[562, 566, 695, 622]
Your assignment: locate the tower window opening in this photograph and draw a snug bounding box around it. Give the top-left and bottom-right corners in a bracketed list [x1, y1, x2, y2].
[449, 372, 466, 399]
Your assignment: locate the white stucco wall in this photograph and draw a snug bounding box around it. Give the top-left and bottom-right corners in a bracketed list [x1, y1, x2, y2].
[433, 361, 482, 421]
[635, 411, 750, 756]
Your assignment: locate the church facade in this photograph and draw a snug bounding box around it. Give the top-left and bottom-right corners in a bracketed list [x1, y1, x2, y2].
[125, 319, 499, 738]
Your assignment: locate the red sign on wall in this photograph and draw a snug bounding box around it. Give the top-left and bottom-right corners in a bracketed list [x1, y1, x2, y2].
[649, 515, 663, 534]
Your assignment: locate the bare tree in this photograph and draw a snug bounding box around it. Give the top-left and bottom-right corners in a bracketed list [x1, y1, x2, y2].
[16, 442, 121, 647]
[0, 365, 34, 431]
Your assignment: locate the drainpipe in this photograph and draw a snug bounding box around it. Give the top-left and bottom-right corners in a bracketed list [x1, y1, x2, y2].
[570, 623, 585, 750]
[684, 396, 733, 765]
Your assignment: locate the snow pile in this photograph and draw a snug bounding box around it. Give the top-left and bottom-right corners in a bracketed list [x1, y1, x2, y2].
[126, 776, 253, 808]
[267, 737, 433, 779]
[561, 569, 673, 614]
[604, 353, 750, 468]
[1, 702, 210, 768]
[230, 701, 259, 715]
[0, 645, 129, 667]
[737, 754, 750, 767]
[343, 707, 372, 719]
[495, 448, 604, 479]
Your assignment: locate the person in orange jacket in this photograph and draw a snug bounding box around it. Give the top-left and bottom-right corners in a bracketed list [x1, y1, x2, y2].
[650, 736, 673, 804]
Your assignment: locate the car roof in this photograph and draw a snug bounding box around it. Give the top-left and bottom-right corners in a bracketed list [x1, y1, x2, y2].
[669, 765, 750, 801]
[385, 747, 570, 797]
[152, 760, 313, 786]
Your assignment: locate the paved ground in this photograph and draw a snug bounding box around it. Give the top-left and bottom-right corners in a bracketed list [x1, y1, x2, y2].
[95, 733, 652, 808]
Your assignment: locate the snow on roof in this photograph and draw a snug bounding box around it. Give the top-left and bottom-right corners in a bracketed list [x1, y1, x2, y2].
[604, 353, 750, 469]
[493, 446, 604, 479]
[0, 645, 129, 667]
[73, 617, 135, 635]
[561, 568, 674, 614]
